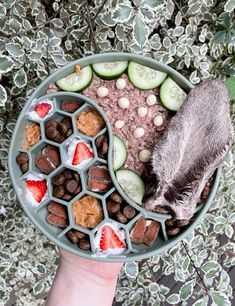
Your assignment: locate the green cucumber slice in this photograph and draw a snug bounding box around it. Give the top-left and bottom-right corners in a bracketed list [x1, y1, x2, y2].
[113, 135, 127, 171]
[92, 61, 128, 79]
[116, 169, 145, 205]
[128, 61, 167, 90]
[56, 65, 93, 92]
[160, 77, 187, 111]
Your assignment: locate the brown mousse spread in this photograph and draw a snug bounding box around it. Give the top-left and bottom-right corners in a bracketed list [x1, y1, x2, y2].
[76, 109, 105, 137]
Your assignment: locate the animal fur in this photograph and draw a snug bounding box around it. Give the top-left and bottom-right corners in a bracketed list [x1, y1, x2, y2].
[144, 79, 234, 219]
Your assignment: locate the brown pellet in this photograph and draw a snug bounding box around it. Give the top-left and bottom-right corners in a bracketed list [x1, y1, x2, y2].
[66, 230, 79, 244]
[166, 227, 180, 236]
[45, 119, 58, 129]
[21, 162, 29, 173]
[116, 211, 128, 224]
[176, 219, 189, 227]
[66, 129, 73, 138]
[62, 193, 73, 201]
[51, 173, 65, 186]
[63, 169, 73, 180]
[57, 123, 68, 136]
[46, 126, 59, 139]
[165, 219, 175, 227]
[123, 205, 136, 219]
[53, 186, 65, 198]
[109, 192, 122, 203]
[73, 172, 80, 183]
[61, 117, 72, 130]
[74, 231, 86, 239]
[65, 179, 78, 194]
[107, 201, 121, 214]
[78, 239, 91, 250]
[16, 152, 29, 165]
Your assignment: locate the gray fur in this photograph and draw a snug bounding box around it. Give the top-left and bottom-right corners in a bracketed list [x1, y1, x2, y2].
[144, 78, 234, 219]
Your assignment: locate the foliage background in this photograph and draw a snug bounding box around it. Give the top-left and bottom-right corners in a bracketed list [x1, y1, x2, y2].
[0, 0, 235, 305]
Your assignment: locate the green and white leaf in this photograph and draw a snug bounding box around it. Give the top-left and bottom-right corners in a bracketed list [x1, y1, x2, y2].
[0, 55, 14, 73]
[13, 68, 27, 88]
[0, 85, 7, 107]
[133, 14, 149, 47]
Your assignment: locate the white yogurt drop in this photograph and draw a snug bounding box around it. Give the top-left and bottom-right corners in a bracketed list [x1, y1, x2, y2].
[66, 138, 94, 169]
[153, 115, 163, 127]
[116, 78, 126, 90]
[139, 149, 151, 162]
[96, 86, 109, 98]
[114, 120, 125, 129]
[118, 97, 130, 109]
[25, 174, 47, 207]
[146, 94, 157, 106]
[94, 223, 126, 256]
[133, 127, 145, 138]
[28, 99, 54, 121]
[138, 107, 148, 118]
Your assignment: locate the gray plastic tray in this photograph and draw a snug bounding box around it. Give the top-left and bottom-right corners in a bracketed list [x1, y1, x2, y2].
[8, 52, 220, 262]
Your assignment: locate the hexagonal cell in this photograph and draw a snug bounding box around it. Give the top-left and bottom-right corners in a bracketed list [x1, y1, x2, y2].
[94, 133, 109, 159]
[66, 229, 91, 251]
[51, 168, 82, 201]
[23, 173, 48, 207]
[72, 195, 104, 229]
[106, 190, 137, 225]
[44, 113, 73, 144]
[15, 151, 29, 175]
[85, 163, 113, 194]
[62, 137, 95, 170]
[130, 217, 161, 248]
[27, 98, 54, 121]
[55, 95, 83, 114]
[20, 119, 41, 150]
[31, 142, 61, 175]
[76, 107, 106, 138]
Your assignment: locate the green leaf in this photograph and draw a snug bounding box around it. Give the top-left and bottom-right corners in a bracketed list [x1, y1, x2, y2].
[224, 224, 233, 238]
[201, 261, 219, 273]
[0, 55, 14, 73]
[192, 296, 209, 306]
[166, 293, 180, 304]
[212, 31, 226, 44]
[14, 68, 27, 88]
[0, 276, 5, 289]
[0, 4, 6, 16]
[179, 280, 195, 301]
[224, 0, 235, 12]
[36, 263, 46, 274]
[225, 77, 235, 100]
[33, 281, 45, 295]
[133, 14, 148, 47]
[112, 4, 133, 23]
[210, 290, 230, 306]
[142, 0, 164, 8]
[9, 18, 21, 32]
[124, 262, 139, 279]
[0, 85, 7, 107]
[6, 42, 24, 57]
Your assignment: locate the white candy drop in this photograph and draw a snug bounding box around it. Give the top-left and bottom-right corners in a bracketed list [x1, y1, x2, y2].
[133, 127, 145, 138]
[154, 115, 163, 127]
[139, 150, 151, 162]
[137, 107, 148, 118]
[118, 97, 130, 109]
[97, 86, 109, 98]
[146, 94, 157, 106]
[116, 78, 126, 89]
[115, 120, 125, 129]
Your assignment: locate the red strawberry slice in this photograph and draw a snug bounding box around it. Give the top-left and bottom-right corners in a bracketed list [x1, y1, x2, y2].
[35, 102, 52, 118]
[72, 142, 94, 165]
[26, 179, 47, 203]
[99, 226, 126, 251]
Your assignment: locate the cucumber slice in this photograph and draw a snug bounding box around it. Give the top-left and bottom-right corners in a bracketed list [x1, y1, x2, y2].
[113, 135, 127, 171]
[56, 65, 93, 92]
[128, 61, 167, 90]
[92, 61, 128, 79]
[160, 77, 187, 111]
[116, 170, 145, 205]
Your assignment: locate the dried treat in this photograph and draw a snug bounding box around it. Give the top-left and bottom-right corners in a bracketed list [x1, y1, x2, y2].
[66, 129, 73, 138]
[51, 173, 65, 186]
[116, 211, 128, 224]
[88, 165, 112, 192]
[166, 227, 180, 236]
[53, 186, 65, 198]
[107, 201, 120, 214]
[16, 152, 29, 165]
[21, 162, 29, 173]
[73, 172, 80, 183]
[57, 123, 68, 136]
[109, 192, 123, 204]
[22, 123, 41, 149]
[48, 202, 67, 219]
[35, 154, 55, 174]
[123, 205, 136, 219]
[143, 221, 160, 246]
[74, 231, 86, 239]
[95, 135, 106, 148]
[95, 134, 109, 158]
[130, 218, 147, 244]
[79, 239, 91, 250]
[88, 181, 111, 193]
[100, 141, 109, 156]
[43, 145, 60, 166]
[53, 133, 65, 143]
[73, 185, 81, 195]
[47, 213, 67, 228]
[63, 169, 73, 180]
[46, 126, 60, 139]
[61, 100, 81, 113]
[45, 119, 58, 129]
[77, 109, 105, 137]
[72, 195, 103, 228]
[66, 230, 79, 244]
[45, 118, 72, 143]
[62, 193, 73, 201]
[65, 179, 79, 194]
[176, 219, 189, 227]
[61, 117, 72, 130]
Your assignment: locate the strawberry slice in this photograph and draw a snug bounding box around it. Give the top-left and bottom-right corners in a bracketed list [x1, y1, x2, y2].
[99, 226, 126, 251]
[26, 179, 47, 203]
[35, 102, 52, 118]
[72, 142, 94, 165]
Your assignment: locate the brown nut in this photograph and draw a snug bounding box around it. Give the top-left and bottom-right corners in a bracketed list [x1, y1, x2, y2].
[51, 173, 65, 186]
[65, 179, 79, 194]
[116, 211, 128, 224]
[47, 213, 67, 228]
[66, 230, 79, 244]
[109, 192, 122, 204]
[107, 201, 120, 214]
[78, 239, 91, 250]
[21, 162, 29, 173]
[53, 186, 65, 198]
[61, 101, 81, 113]
[48, 202, 67, 219]
[16, 152, 29, 165]
[35, 154, 54, 174]
[123, 205, 136, 219]
[166, 227, 180, 236]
